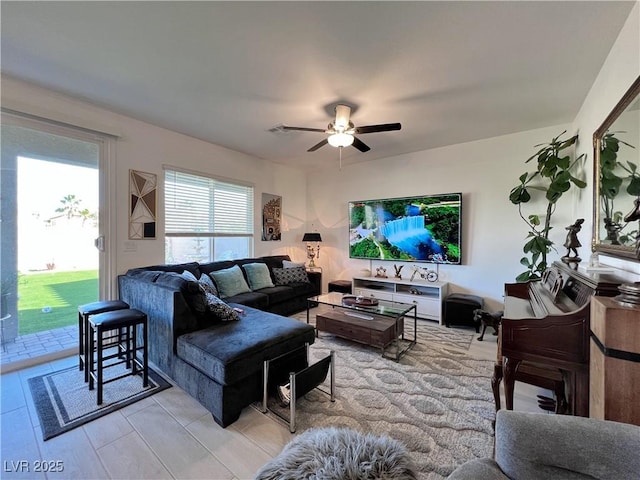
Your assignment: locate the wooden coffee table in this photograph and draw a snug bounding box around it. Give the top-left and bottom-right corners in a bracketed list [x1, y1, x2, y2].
[307, 292, 417, 361]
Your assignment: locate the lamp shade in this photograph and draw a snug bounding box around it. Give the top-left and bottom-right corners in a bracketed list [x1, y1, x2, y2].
[327, 132, 354, 148]
[302, 232, 322, 242]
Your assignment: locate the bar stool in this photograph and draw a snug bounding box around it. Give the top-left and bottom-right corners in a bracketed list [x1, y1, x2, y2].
[78, 300, 129, 382]
[88, 308, 148, 405]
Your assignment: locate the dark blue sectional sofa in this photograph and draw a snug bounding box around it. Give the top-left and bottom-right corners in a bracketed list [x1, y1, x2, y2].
[118, 255, 318, 427]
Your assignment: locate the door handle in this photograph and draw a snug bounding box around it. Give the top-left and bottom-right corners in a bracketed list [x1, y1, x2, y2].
[94, 236, 105, 252]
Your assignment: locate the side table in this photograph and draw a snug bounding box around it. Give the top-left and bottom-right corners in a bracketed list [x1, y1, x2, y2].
[306, 269, 322, 295]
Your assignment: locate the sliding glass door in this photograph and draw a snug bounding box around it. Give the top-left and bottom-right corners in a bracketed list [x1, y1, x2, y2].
[1, 111, 114, 357]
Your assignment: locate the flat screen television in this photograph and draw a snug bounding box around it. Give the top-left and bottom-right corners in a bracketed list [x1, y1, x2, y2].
[348, 193, 462, 264]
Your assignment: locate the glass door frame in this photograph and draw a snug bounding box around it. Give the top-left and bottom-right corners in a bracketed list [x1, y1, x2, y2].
[1, 108, 117, 303]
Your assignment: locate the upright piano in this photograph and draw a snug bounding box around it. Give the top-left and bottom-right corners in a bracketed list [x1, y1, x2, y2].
[497, 261, 624, 417]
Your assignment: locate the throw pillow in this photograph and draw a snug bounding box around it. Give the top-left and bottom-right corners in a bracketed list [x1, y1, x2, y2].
[283, 260, 305, 269]
[182, 269, 219, 297]
[199, 273, 219, 297]
[242, 262, 275, 290]
[159, 271, 205, 314]
[204, 292, 240, 322]
[209, 265, 251, 298]
[180, 270, 199, 282]
[272, 266, 310, 285]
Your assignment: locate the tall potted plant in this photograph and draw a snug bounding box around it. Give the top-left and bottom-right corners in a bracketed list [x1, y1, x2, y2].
[509, 131, 586, 281]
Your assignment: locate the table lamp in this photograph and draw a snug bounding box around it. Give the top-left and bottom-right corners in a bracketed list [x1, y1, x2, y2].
[302, 232, 322, 268]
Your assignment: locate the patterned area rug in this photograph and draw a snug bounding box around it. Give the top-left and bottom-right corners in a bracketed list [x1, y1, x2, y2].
[28, 358, 171, 441]
[261, 315, 496, 479]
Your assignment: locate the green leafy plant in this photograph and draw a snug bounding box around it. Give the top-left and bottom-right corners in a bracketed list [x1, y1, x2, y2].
[599, 131, 639, 245]
[509, 131, 587, 281]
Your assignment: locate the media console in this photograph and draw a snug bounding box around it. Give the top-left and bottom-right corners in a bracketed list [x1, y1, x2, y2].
[352, 276, 448, 324]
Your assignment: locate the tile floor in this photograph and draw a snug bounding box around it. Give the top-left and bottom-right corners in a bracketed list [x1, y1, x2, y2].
[0, 315, 544, 479]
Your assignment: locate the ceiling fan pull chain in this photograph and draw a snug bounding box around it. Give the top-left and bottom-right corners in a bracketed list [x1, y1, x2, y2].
[339, 146, 343, 170]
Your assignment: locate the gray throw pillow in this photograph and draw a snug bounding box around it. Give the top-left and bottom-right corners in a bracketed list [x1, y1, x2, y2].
[272, 266, 310, 285]
[283, 260, 305, 268]
[242, 262, 275, 290]
[209, 265, 251, 298]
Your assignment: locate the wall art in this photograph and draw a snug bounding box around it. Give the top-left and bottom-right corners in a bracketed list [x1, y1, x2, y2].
[129, 169, 157, 239]
[261, 193, 282, 241]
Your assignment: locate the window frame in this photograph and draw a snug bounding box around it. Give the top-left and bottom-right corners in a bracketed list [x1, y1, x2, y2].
[163, 166, 254, 263]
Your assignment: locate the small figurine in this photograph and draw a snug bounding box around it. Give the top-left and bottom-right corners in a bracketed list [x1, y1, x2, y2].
[375, 266, 387, 278]
[410, 266, 420, 282]
[393, 264, 403, 279]
[562, 218, 584, 263]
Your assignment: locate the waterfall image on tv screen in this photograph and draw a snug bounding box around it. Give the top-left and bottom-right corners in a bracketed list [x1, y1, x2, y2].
[348, 193, 462, 264]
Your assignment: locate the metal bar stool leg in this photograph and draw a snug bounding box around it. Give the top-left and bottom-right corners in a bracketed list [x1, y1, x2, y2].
[88, 321, 95, 392]
[97, 324, 104, 405]
[131, 323, 138, 376]
[142, 320, 148, 387]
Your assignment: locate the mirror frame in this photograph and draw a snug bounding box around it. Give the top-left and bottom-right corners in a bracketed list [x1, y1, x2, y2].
[592, 75, 640, 261]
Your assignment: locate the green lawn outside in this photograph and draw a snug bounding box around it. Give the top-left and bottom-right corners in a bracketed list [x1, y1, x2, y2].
[18, 270, 98, 335]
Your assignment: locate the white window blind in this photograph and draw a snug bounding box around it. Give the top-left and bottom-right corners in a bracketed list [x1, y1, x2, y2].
[165, 169, 254, 236]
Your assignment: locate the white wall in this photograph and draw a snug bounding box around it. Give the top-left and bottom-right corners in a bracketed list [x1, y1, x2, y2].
[1, 76, 311, 295]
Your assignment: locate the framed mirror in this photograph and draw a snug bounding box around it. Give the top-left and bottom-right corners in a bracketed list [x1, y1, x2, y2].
[593, 75, 640, 261]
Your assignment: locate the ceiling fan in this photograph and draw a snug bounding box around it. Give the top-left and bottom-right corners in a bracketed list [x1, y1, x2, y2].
[280, 104, 401, 152]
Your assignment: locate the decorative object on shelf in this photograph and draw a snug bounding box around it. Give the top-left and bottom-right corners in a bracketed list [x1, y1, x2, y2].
[393, 264, 403, 279]
[261, 193, 282, 241]
[360, 269, 371, 277]
[509, 131, 586, 281]
[129, 169, 157, 239]
[375, 266, 387, 278]
[302, 232, 322, 268]
[408, 287, 422, 295]
[409, 266, 438, 282]
[561, 218, 584, 264]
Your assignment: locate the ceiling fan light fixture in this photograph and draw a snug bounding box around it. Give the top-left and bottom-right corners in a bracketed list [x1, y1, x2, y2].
[334, 104, 351, 130]
[328, 132, 354, 148]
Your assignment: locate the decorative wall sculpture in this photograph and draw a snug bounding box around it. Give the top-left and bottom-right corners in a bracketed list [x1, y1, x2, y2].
[129, 169, 157, 239]
[262, 193, 282, 241]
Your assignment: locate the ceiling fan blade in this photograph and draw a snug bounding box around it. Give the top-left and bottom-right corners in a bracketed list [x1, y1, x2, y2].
[281, 125, 327, 133]
[351, 136, 371, 152]
[308, 139, 328, 152]
[355, 123, 401, 134]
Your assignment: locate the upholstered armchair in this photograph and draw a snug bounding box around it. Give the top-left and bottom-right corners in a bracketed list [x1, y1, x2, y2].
[447, 410, 640, 480]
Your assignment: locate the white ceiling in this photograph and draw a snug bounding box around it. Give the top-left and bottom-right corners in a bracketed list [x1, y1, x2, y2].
[1, 1, 635, 170]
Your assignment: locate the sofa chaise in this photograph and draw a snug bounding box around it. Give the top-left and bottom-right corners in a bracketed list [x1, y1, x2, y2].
[118, 255, 318, 427]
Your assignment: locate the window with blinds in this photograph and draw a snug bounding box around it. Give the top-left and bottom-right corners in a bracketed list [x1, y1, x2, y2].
[164, 168, 254, 263]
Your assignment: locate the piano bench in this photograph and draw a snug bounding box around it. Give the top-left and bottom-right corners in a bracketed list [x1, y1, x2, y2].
[444, 294, 483, 332]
